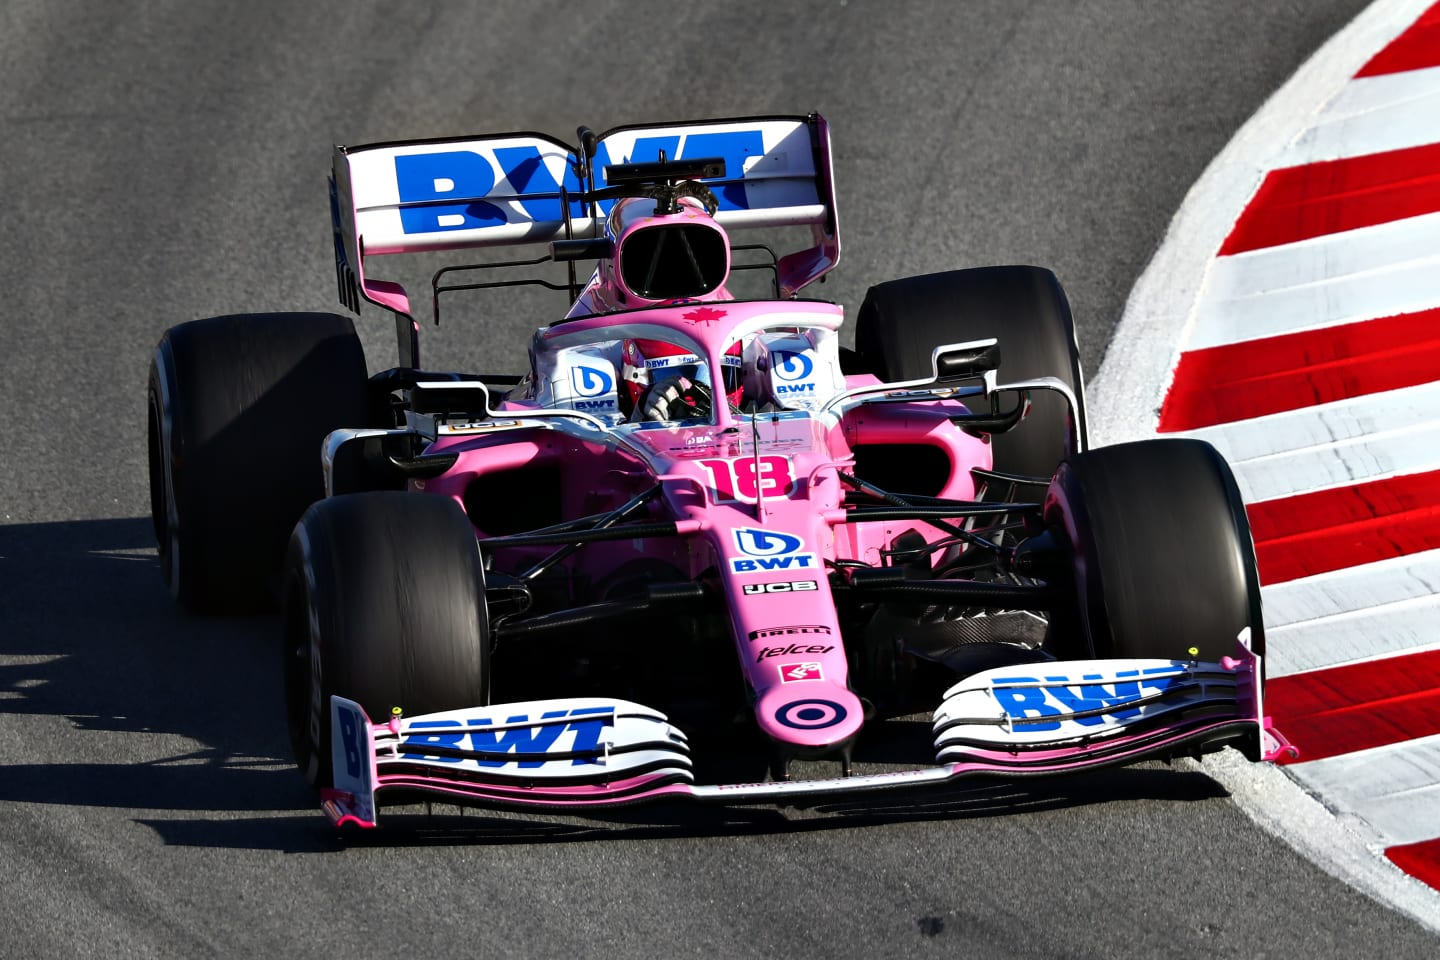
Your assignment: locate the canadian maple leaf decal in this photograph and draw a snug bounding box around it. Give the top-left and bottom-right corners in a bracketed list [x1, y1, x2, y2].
[682, 307, 727, 325]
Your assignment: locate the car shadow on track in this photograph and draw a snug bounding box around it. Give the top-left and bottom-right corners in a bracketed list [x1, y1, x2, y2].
[137, 763, 1229, 851]
[0, 516, 1230, 853]
[0, 517, 317, 818]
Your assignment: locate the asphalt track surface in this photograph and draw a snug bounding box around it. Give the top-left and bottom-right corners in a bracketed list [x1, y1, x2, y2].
[3, 1, 1436, 957]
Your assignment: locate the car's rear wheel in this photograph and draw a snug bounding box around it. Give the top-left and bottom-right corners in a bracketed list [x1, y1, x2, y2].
[283, 492, 491, 790]
[1043, 438, 1263, 663]
[147, 312, 369, 613]
[854, 266, 1087, 485]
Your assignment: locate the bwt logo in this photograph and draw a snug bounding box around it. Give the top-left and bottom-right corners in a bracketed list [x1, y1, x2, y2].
[733, 528, 803, 557]
[645, 355, 701, 369]
[574, 398, 616, 412]
[398, 707, 611, 767]
[772, 351, 814, 382]
[393, 129, 766, 234]
[991, 669, 1181, 731]
[729, 527, 817, 574]
[571, 364, 614, 397]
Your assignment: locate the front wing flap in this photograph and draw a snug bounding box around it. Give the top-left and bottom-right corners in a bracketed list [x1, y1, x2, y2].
[318, 641, 1293, 828]
[934, 656, 1253, 763]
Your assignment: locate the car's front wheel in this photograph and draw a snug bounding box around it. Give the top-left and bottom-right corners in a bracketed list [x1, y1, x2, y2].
[282, 492, 491, 790]
[1043, 438, 1263, 664]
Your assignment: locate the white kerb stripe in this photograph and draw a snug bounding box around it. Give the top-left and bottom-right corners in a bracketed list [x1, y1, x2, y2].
[1274, 64, 1440, 167]
[1227, 420, 1440, 502]
[1261, 548, 1440, 628]
[1177, 380, 1440, 466]
[1266, 595, 1440, 677]
[1189, 215, 1440, 350]
[1205, 209, 1440, 301]
[1285, 733, 1440, 848]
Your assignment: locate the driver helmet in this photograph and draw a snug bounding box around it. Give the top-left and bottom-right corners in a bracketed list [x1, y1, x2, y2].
[620, 338, 743, 417]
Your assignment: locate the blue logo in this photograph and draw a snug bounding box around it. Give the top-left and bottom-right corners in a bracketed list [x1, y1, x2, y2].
[991, 669, 1181, 732]
[571, 364, 614, 397]
[772, 351, 813, 382]
[335, 701, 364, 779]
[399, 707, 611, 767]
[394, 129, 766, 235]
[729, 527, 816, 574]
[733, 528, 803, 557]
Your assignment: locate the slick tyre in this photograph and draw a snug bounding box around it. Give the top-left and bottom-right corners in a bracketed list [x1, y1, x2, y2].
[282, 492, 490, 790]
[147, 312, 369, 613]
[1044, 438, 1264, 664]
[855, 266, 1087, 484]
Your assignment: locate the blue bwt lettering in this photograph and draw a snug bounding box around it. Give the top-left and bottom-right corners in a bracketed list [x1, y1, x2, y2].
[394, 129, 768, 234]
[990, 669, 1184, 731]
[399, 708, 612, 766]
[394, 151, 508, 235]
[733, 555, 817, 572]
[991, 683, 1063, 731]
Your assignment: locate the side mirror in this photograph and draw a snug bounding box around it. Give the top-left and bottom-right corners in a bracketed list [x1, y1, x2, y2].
[932, 339, 1001, 382]
[410, 380, 493, 418]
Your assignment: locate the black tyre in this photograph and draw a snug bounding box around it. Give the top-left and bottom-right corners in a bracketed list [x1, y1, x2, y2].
[147, 312, 369, 613]
[1044, 438, 1263, 664]
[282, 492, 490, 789]
[855, 266, 1087, 482]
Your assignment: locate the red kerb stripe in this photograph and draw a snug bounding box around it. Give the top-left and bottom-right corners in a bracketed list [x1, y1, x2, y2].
[1268, 649, 1440, 763]
[1218, 141, 1440, 255]
[1245, 470, 1440, 584]
[1386, 838, 1440, 893]
[1356, 3, 1440, 77]
[1158, 307, 1440, 432]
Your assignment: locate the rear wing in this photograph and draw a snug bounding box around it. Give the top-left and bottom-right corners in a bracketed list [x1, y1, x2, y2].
[330, 114, 840, 316]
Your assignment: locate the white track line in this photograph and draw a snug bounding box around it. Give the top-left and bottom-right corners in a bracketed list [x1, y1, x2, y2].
[1093, 0, 1440, 933]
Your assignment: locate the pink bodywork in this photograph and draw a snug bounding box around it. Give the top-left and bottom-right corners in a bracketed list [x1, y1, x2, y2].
[419, 291, 991, 753]
[315, 179, 1280, 827]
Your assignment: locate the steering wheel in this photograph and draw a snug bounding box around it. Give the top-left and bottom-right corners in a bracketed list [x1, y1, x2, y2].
[637, 375, 713, 422]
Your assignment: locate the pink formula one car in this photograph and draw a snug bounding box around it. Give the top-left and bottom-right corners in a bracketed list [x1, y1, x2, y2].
[147, 115, 1290, 827]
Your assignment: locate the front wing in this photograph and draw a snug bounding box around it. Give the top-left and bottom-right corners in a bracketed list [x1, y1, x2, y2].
[320, 642, 1294, 828]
